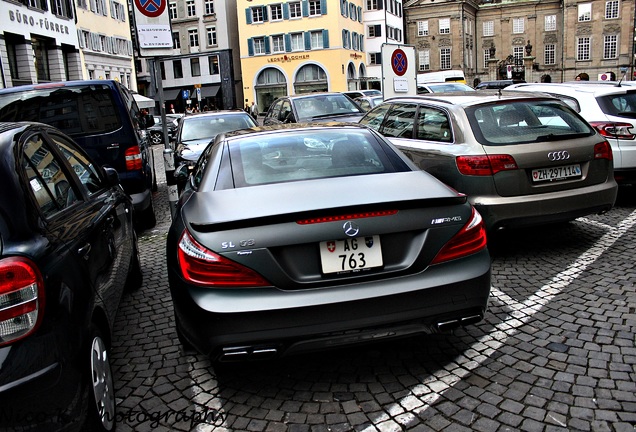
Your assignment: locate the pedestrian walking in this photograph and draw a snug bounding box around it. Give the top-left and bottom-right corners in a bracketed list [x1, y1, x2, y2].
[250, 101, 258, 121]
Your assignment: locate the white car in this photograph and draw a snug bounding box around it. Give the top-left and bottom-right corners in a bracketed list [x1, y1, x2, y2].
[506, 83, 636, 185]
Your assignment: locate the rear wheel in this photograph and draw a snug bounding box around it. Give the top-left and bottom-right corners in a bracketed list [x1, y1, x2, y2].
[125, 233, 143, 291]
[85, 328, 116, 432]
[138, 197, 157, 230]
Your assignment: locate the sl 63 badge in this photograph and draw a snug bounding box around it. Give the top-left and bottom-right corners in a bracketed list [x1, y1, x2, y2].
[221, 239, 255, 249]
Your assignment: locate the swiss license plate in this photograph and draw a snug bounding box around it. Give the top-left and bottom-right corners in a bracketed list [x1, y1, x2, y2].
[532, 164, 581, 182]
[319, 236, 383, 274]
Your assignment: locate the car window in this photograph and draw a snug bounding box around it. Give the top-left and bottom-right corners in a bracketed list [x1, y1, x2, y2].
[360, 104, 391, 130]
[278, 100, 293, 122]
[598, 92, 636, 117]
[417, 107, 452, 142]
[225, 129, 404, 188]
[49, 133, 104, 196]
[0, 84, 122, 137]
[467, 101, 595, 145]
[181, 115, 255, 141]
[22, 133, 81, 217]
[381, 104, 417, 139]
[267, 99, 283, 120]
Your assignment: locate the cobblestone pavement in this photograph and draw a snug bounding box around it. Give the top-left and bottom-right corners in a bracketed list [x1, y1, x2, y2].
[110, 145, 636, 432]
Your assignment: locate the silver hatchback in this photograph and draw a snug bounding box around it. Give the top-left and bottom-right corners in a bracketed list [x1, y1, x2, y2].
[360, 93, 618, 231]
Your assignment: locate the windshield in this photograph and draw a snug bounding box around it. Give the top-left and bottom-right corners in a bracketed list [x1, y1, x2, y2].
[180, 114, 255, 141]
[597, 91, 636, 118]
[467, 100, 595, 145]
[295, 94, 363, 121]
[227, 129, 405, 188]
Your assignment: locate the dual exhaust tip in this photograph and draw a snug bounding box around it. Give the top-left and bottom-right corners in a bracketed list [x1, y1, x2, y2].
[218, 313, 484, 362]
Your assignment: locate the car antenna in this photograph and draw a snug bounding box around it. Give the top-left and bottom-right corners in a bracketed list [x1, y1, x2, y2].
[617, 71, 625, 87]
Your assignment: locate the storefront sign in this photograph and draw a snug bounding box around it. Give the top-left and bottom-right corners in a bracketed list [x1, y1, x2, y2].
[268, 54, 310, 63]
[3, 5, 77, 46]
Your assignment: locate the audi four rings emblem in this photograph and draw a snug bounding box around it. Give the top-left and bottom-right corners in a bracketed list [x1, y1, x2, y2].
[343, 221, 360, 237]
[547, 151, 570, 161]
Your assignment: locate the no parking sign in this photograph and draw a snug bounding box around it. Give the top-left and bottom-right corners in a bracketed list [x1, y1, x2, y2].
[381, 44, 417, 98]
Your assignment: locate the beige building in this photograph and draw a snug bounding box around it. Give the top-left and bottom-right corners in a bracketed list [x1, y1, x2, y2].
[237, 0, 367, 112]
[76, 0, 136, 89]
[404, 0, 635, 85]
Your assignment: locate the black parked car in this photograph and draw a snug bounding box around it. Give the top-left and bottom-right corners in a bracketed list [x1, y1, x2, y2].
[0, 80, 158, 229]
[147, 113, 183, 145]
[263, 92, 366, 125]
[0, 122, 142, 431]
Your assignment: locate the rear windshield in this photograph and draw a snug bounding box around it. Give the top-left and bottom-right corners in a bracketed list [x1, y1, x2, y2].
[180, 114, 255, 141]
[0, 84, 122, 136]
[466, 100, 595, 145]
[597, 91, 636, 119]
[226, 129, 407, 188]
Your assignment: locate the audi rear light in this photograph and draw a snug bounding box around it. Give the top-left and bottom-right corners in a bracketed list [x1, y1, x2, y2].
[456, 155, 518, 176]
[594, 141, 613, 160]
[177, 230, 271, 287]
[0, 257, 45, 346]
[125, 146, 143, 171]
[589, 121, 635, 140]
[431, 208, 487, 265]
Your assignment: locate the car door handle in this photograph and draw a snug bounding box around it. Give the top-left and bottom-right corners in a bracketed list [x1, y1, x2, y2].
[78, 243, 92, 260]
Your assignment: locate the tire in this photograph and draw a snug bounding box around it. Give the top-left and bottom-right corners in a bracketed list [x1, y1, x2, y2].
[138, 196, 157, 230]
[84, 327, 116, 432]
[125, 233, 143, 291]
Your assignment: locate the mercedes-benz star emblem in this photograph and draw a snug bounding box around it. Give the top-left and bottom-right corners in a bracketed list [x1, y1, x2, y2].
[547, 151, 570, 161]
[343, 221, 360, 237]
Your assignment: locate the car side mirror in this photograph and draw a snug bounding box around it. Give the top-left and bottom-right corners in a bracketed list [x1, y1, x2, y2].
[174, 163, 190, 182]
[103, 166, 120, 186]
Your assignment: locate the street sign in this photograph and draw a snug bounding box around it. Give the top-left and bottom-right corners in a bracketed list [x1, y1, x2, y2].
[182, 90, 190, 100]
[132, 0, 173, 57]
[381, 44, 417, 99]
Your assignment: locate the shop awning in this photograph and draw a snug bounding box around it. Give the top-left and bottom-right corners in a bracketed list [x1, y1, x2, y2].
[133, 93, 155, 109]
[162, 88, 182, 100]
[200, 85, 220, 98]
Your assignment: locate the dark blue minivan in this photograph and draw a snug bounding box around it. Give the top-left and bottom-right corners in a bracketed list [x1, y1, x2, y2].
[0, 80, 157, 228]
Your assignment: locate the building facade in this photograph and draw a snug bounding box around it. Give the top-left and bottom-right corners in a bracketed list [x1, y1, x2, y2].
[139, 0, 243, 112]
[75, 0, 136, 89]
[363, 0, 405, 91]
[0, 0, 82, 87]
[238, 0, 368, 112]
[404, 0, 635, 85]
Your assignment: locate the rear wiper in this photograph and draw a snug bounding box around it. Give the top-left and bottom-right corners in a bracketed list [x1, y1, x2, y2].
[536, 132, 588, 141]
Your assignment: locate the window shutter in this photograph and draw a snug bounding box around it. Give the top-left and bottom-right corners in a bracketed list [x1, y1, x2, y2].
[304, 32, 311, 50]
[283, 3, 289, 19]
[245, 8, 252, 24]
[302, 0, 308, 16]
[359, 35, 363, 52]
[341, 0, 346, 16]
[248, 38, 254, 56]
[262, 6, 268, 21]
[265, 37, 271, 54]
[357, 6, 362, 21]
[320, 0, 326, 14]
[77, 30, 85, 48]
[377, 0, 383, 9]
[110, 0, 115, 18]
[285, 34, 292, 52]
[322, 29, 329, 48]
[374, 24, 381, 36]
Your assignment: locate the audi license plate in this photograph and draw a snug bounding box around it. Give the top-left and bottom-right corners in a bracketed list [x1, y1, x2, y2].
[319, 236, 382, 274]
[532, 164, 581, 182]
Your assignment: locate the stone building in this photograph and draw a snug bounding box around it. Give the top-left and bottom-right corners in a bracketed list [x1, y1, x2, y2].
[404, 0, 635, 85]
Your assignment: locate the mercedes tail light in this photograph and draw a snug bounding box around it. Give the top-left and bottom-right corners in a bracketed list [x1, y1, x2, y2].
[125, 146, 143, 171]
[456, 155, 518, 176]
[0, 257, 45, 346]
[589, 122, 635, 140]
[178, 230, 271, 287]
[431, 208, 487, 265]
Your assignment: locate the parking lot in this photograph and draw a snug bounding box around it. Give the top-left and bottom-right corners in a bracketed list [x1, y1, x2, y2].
[111, 146, 636, 432]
